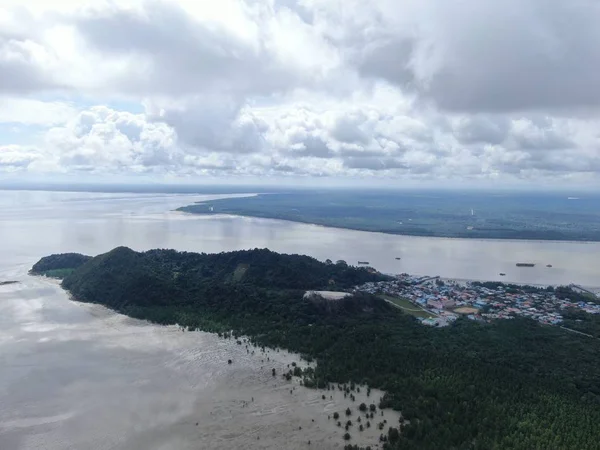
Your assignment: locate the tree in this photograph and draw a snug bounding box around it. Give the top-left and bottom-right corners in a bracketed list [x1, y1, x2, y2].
[343, 432, 351, 441]
[346, 407, 352, 416]
[359, 403, 367, 412]
[333, 412, 340, 420]
[369, 404, 377, 412]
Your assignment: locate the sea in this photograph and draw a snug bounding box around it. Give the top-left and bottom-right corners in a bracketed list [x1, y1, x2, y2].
[0, 189, 598, 449]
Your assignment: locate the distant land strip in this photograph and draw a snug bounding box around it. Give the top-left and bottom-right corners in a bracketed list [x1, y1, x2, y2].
[176, 191, 600, 242]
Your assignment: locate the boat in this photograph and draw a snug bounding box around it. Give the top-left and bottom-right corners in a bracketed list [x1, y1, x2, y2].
[546, 264, 553, 268]
[357, 261, 370, 265]
[499, 273, 506, 276]
[516, 263, 535, 267]
[395, 257, 401, 260]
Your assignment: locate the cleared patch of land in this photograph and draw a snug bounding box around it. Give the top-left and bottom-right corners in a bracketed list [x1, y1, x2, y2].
[454, 307, 479, 314]
[304, 291, 351, 300]
[379, 294, 436, 319]
[233, 263, 249, 282]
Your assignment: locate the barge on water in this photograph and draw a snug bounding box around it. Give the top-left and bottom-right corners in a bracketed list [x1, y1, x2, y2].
[516, 263, 535, 267]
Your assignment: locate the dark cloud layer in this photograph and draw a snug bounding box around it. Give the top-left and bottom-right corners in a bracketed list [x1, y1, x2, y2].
[353, 0, 600, 113]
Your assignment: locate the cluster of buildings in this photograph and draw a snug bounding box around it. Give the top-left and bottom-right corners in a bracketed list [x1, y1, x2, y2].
[355, 274, 600, 327]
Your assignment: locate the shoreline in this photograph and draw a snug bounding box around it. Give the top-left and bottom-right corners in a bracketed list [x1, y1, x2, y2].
[6, 274, 403, 449]
[177, 209, 600, 245]
[438, 276, 600, 291]
[61, 283, 403, 449]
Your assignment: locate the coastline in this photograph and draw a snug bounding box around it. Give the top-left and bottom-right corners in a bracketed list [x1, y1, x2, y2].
[177, 209, 600, 245]
[171, 210, 600, 287]
[57, 279, 404, 449]
[6, 274, 401, 450]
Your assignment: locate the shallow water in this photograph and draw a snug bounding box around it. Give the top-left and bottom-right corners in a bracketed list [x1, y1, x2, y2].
[0, 277, 398, 449]
[0, 189, 598, 449]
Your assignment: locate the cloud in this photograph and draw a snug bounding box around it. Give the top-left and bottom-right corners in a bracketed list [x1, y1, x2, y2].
[42, 106, 180, 173]
[0, 98, 77, 126]
[453, 117, 509, 146]
[145, 97, 267, 154]
[287, 135, 335, 158]
[0, 0, 600, 186]
[67, 0, 342, 98]
[343, 157, 407, 170]
[0, 145, 40, 169]
[331, 112, 370, 144]
[0, 33, 61, 94]
[508, 118, 575, 150]
[342, 0, 600, 113]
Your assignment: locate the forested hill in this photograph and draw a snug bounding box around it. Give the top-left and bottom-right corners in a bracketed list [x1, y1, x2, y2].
[31, 248, 600, 449]
[32, 247, 388, 318]
[33, 246, 386, 289]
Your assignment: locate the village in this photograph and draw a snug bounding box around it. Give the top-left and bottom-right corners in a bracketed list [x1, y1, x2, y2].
[355, 275, 600, 327]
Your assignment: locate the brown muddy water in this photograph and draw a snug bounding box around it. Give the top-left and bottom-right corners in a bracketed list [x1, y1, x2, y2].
[0, 277, 399, 449]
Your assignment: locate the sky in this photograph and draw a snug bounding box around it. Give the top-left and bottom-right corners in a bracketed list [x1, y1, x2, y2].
[1, 0, 600, 188]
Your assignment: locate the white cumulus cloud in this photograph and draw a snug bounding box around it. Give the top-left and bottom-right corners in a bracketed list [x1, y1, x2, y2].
[0, 0, 599, 187]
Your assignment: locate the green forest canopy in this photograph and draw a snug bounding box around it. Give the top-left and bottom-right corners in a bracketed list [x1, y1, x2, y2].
[31, 247, 600, 450]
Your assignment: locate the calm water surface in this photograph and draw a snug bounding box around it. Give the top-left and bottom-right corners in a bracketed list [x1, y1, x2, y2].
[0, 190, 598, 449]
[1, 190, 599, 286]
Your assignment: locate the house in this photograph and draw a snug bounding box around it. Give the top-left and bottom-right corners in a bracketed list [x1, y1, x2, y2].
[427, 299, 444, 309]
